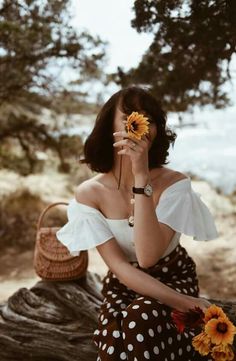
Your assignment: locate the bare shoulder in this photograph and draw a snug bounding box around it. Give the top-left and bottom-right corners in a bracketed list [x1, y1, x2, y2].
[157, 167, 189, 189]
[74, 174, 102, 208]
[153, 167, 188, 191]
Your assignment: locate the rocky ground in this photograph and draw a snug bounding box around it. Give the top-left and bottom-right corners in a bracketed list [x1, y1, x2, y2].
[0, 170, 235, 303]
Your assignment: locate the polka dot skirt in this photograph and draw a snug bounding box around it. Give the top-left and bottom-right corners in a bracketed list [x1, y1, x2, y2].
[93, 245, 212, 361]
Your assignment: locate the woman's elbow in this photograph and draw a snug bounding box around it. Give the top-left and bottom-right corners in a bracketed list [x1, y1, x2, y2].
[137, 255, 160, 269]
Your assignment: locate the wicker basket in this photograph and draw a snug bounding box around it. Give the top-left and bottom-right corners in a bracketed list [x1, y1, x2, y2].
[34, 202, 88, 281]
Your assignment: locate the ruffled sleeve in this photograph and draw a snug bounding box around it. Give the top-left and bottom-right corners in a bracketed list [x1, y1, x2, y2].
[156, 178, 219, 241]
[56, 199, 114, 256]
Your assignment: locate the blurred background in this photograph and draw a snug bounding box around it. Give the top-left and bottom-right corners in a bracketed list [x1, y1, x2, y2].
[0, 0, 235, 303]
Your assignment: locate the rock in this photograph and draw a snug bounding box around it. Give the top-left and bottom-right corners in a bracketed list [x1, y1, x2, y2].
[0, 271, 235, 361]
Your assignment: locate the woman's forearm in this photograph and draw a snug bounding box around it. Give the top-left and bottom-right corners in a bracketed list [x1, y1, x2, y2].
[133, 173, 172, 268]
[115, 261, 188, 311]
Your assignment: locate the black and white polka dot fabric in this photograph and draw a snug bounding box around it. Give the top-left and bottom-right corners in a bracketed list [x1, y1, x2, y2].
[93, 245, 212, 361]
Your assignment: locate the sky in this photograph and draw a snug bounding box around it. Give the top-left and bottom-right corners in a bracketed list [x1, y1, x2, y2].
[71, 0, 153, 73]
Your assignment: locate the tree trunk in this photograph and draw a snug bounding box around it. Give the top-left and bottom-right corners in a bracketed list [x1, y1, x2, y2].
[0, 271, 235, 361]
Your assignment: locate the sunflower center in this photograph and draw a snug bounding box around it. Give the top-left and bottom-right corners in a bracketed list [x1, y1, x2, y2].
[216, 322, 228, 333]
[132, 121, 138, 131]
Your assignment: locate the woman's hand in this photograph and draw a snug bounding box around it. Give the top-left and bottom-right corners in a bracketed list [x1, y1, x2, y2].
[113, 130, 150, 176]
[175, 294, 212, 313]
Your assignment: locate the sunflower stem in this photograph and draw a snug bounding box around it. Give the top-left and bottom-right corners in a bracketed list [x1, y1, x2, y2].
[118, 145, 123, 190]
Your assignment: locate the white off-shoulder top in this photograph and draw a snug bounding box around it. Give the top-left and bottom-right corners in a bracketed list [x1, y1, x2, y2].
[56, 178, 219, 261]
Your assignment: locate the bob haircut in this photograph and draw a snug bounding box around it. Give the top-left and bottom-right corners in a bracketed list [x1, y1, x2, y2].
[79, 86, 177, 172]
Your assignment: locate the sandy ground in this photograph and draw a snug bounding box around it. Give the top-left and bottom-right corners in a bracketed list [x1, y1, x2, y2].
[0, 179, 235, 304]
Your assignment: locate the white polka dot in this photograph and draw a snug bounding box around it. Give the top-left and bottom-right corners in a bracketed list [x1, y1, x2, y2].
[168, 337, 173, 344]
[186, 345, 191, 352]
[183, 288, 188, 294]
[120, 352, 126, 360]
[112, 330, 120, 338]
[148, 328, 154, 337]
[128, 344, 133, 351]
[153, 346, 159, 355]
[178, 348, 183, 356]
[108, 308, 115, 313]
[116, 299, 122, 304]
[184, 332, 189, 338]
[164, 256, 170, 262]
[162, 267, 168, 272]
[102, 318, 108, 325]
[137, 297, 144, 300]
[94, 329, 100, 335]
[144, 350, 150, 359]
[157, 325, 162, 333]
[122, 332, 126, 339]
[176, 288, 181, 292]
[162, 310, 167, 316]
[177, 260, 182, 266]
[141, 313, 148, 320]
[100, 314, 104, 321]
[102, 329, 107, 336]
[106, 303, 111, 308]
[171, 352, 175, 360]
[134, 358, 138, 361]
[152, 310, 158, 317]
[129, 321, 136, 329]
[120, 303, 126, 309]
[122, 311, 128, 318]
[144, 300, 152, 304]
[166, 323, 171, 330]
[102, 343, 107, 350]
[136, 334, 144, 342]
[105, 278, 109, 283]
[113, 312, 118, 317]
[111, 294, 117, 298]
[107, 291, 112, 295]
[177, 334, 181, 341]
[161, 341, 165, 349]
[132, 305, 140, 309]
[107, 346, 114, 354]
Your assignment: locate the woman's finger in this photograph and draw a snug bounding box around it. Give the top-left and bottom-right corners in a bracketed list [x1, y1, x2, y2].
[113, 138, 138, 149]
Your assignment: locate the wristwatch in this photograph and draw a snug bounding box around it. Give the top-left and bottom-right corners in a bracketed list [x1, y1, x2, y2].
[132, 183, 153, 197]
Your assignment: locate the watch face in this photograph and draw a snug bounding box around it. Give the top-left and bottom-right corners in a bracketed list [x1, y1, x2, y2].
[144, 184, 153, 196]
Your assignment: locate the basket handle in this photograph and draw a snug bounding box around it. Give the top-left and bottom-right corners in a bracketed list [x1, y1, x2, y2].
[37, 202, 69, 232]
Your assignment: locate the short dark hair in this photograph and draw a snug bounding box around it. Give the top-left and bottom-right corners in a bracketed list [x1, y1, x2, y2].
[79, 86, 177, 172]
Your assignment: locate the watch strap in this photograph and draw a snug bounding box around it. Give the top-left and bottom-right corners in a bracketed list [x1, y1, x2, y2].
[132, 186, 145, 194]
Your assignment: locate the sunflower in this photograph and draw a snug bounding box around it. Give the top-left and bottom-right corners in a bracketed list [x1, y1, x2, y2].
[192, 331, 212, 356]
[204, 304, 227, 323]
[125, 111, 150, 140]
[205, 316, 236, 345]
[211, 343, 235, 361]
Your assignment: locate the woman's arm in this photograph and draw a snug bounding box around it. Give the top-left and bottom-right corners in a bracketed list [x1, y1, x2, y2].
[132, 172, 187, 268]
[96, 237, 210, 312]
[113, 130, 187, 268]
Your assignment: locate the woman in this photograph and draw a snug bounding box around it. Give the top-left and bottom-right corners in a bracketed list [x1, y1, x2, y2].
[56, 86, 218, 360]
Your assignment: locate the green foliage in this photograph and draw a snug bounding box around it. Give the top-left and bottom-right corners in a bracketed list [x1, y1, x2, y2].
[0, 0, 106, 173]
[116, 0, 236, 112]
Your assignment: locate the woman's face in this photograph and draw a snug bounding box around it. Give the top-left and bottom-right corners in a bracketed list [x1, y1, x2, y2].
[113, 105, 157, 149]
